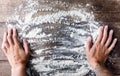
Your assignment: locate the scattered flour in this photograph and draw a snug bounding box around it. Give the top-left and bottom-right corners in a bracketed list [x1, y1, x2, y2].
[6, 0, 101, 76]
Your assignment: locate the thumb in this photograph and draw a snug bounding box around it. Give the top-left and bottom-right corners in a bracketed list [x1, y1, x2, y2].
[23, 39, 30, 56]
[86, 36, 92, 52]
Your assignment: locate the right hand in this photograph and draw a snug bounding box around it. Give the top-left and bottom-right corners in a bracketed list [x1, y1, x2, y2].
[86, 26, 117, 68]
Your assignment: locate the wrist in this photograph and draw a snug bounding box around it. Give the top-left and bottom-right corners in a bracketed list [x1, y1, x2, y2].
[11, 63, 26, 69]
[90, 61, 105, 69]
[92, 62, 113, 76]
[11, 65, 26, 76]
[11, 65, 26, 72]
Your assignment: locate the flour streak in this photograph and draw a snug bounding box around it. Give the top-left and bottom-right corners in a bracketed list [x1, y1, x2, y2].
[6, 0, 100, 76]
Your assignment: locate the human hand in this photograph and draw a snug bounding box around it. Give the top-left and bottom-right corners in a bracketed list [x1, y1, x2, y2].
[1, 28, 30, 70]
[86, 26, 117, 68]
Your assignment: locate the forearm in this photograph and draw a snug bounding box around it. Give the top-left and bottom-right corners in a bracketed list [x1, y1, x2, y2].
[11, 66, 27, 76]
[93, 63, 113, 76]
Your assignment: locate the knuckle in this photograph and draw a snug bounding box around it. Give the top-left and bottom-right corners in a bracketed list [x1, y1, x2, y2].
[27, 52, 30, 55]
[13, 35, 17, 38]
[1, 44, 6, 49]
[7, 35, 12, 39]
[28, 50, 30, 54]
[15, 44, 21, 48]
[95, 43, 99, 46]
[4, 41, 8, 44]
[1, 46, 5, 50]
[16, 42, 20, 46]
[108, 36, 112, 39]
[104, 45, 108, 48]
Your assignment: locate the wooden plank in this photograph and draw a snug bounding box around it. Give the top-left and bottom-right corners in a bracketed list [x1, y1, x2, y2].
[0, 24, 7, 60]
[0, 61, 11, 76]
[0, 0, 120, 75]
[94, 10, 120, 22]
[0, 0, 24, 22]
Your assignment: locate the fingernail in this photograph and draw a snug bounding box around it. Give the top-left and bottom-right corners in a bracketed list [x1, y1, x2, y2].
[110, 30, 113, 33]
[100, 26, 103, 28]
[5, 32, 8, 35]
[105, 25, 108, 28]
[5, 32, 7, 35]
[115, 38, 117, 41]
[99, 26, 103, 30]
[88, 36, 91, 40]
[24, 38, 28, 42]
[13, 28, 16, 30]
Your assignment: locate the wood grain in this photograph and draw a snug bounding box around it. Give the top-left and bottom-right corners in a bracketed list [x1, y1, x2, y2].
[0, 61, 11, 76]
[0, 0, 120, 76]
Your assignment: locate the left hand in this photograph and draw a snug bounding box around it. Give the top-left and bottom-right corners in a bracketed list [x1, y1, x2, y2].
[1, 28, 30, 69]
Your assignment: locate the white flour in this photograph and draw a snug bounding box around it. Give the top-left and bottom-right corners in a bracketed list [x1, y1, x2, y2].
[7, 0, 100, 76]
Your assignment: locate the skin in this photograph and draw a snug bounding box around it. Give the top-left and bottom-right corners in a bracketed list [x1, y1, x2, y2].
[86, 26, 117, 76]
[1, 26, 117, 76]
[1, 28, 30, 76]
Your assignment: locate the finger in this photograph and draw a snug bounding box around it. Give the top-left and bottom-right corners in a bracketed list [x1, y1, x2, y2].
[86, 36, 92, 52]
[13, 28, 20, 45]
[2, 32, 9, 48]
[23, 39, 30, 56]
[105, 30, 113, 47]
[7, 28, 14, 45]
[1, 47, 7, 54]
[95, 26, 103, 44]
[107, 38, 117, 54]
[1, 32, 9, 53]
[101, 26, 108, 45]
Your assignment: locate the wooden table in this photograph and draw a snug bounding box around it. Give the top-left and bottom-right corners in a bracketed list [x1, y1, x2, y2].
[0, 0, 23, 75]
[0, 0, 120, 76]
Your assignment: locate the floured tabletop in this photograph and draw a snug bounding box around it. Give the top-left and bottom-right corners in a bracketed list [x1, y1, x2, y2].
[0, 0, 120, 76]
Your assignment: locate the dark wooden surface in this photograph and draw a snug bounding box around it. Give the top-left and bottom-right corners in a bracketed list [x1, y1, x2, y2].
[0, 0, 120, 76]
[92, 0, 120, 75]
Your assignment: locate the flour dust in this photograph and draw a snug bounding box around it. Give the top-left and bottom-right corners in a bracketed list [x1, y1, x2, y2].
[6, 0, 100, 76]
